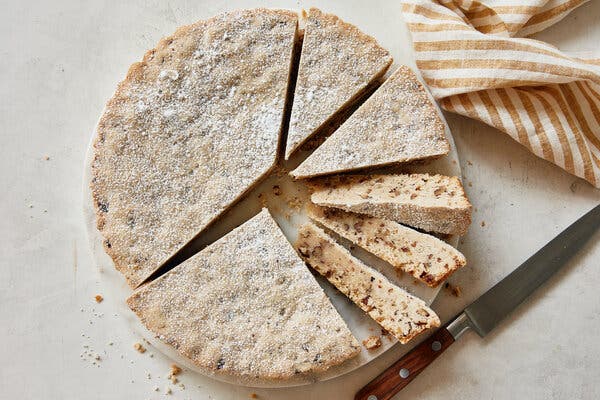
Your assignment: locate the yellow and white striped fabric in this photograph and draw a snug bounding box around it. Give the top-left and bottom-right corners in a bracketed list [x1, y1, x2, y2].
[401, 0, 600, 187]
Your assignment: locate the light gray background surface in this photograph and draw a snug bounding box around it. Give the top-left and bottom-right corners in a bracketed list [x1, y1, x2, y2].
[1, 1, 599, 399]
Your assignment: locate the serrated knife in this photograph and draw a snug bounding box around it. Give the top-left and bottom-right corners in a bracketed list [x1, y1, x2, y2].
[356, 204, 600, 400]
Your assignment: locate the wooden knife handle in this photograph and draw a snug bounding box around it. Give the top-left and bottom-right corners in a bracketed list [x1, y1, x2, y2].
[355, 327, 455, 400]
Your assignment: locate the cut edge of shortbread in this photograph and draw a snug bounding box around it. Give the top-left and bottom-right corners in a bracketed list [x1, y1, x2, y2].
[307, 204, 466, 287]
[127, 209, 360, 383]
[295, 222, 440, 344]
[285, 7, 393, 159]
[291, 65, 449, 178]
[310, 173, 472, 235]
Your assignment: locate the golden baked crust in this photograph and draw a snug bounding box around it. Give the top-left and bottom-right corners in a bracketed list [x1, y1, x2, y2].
[285, 8, 392, 159]
[91, 9, 298, 287]
[296, 222, 440, 344]
[292, 66, 449, 178]
[308, 205, 466, 287]
[127, 209, 360, 383]
[311, 173, 472, 235]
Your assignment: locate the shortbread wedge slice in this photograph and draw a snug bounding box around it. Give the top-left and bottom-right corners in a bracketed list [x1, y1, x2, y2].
[128, 209, 360, 383]
[311, 174, 472, 235]
[295, 222, 440, 344]
[91, 9, 298, 287]
[285, 7, 392, 159]
[291, 66, 449, 178]
[308, 205, 466, 287]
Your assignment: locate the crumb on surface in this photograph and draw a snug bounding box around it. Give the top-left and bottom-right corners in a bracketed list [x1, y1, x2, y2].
[362, 335, 382, 350]
[250, 394, 258, 399]
[445, 282, 462, 297]
[169, 364, 182, 377]
[133, 342, 146, 353]
[44, 155, 50, 160]
[452, 286, 462, 297]
[481, 221, 486, 227]
[94, 295, 103, 303]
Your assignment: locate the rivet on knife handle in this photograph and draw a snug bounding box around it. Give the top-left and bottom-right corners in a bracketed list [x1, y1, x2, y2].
[355, 327, 455, 400]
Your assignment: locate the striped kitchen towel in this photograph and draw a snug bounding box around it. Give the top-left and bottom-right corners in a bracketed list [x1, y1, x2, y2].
[401, 0, 600, 188]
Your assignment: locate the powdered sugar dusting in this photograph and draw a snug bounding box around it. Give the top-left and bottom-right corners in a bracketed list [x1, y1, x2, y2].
[91, 9, 298, 287]
[292, 66, 450, 178]
[127, 209, 360, 382]
[285, 8, 392, 159]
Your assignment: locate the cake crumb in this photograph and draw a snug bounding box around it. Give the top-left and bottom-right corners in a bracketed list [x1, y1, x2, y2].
[452, 286, 462, 297]
[445, 282, 462, 297]
[44, 155, 50, 161]
[133, 342, 146, 353]
[249, 394, 258, 399]
[170, 364, 182, 375]
[165, 387, 172, 395]
[481, 221, 486, 227]
[94, 294, 103, 303]
[362, 335, 382, 350]
[272, 185, 282, 196]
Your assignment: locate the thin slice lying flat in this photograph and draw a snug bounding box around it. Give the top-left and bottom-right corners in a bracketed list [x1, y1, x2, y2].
[291, 66, 449, 178]
[91, 9, 298, 287]
[311, 173, 472, 235]
[285, 7, 392, 159]
[308, 205, 466, 287]
[295, 222, 440, 344]
[128, 209, 360, 383]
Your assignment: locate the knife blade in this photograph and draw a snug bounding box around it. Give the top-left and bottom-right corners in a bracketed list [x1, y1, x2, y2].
[355, 204, 600, 400]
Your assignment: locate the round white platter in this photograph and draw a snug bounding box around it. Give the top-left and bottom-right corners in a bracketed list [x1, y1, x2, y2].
[83, 3, 463, 388]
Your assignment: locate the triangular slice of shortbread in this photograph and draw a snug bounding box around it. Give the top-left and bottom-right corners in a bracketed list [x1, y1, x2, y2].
[295, 222, 440, 344]
[308, 205, 466, 287]
[92, 9, 299, 287]
[292, 66, 449, 178]
[285, 8, 392, 159]
[311, 174, 472, 235]
[127, 209, 360, 383]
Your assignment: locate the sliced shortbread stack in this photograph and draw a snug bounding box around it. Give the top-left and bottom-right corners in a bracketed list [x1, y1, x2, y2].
[285, 8, 392, 159]
[128, 209, 360, 382]
[311, 173, 472, 235]
[92, 9, 298, 287]
[295, 222, 440, 344]
[308, 205, 466, 287]
[292, 66, 449, 178]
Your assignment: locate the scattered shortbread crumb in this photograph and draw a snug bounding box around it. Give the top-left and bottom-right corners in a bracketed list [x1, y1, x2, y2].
[170, 364, 182, 376]
[165, 387, 172, 395]
[133, 342, 146, 353]
[94, 295, 103, 303]
[481, 221, 486, 227]
[444, 282, 462, 297]
[452, 286, 462, 297]
[362, 335, 382, 350]
[249, 394, 258, 399]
